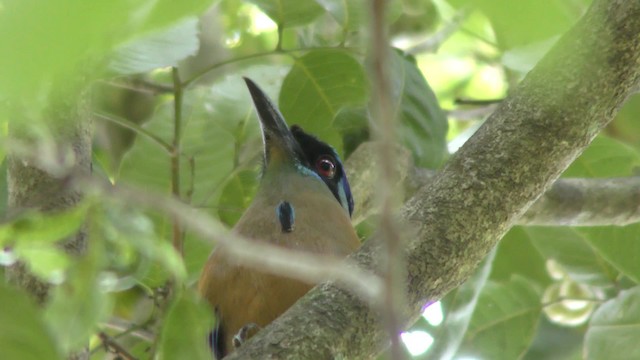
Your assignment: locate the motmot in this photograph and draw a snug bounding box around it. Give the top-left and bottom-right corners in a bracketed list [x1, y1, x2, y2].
[198, 78, 361, 358]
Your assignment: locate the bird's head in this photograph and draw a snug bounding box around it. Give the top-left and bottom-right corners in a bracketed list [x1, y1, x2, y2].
[243, 77, 354, 217]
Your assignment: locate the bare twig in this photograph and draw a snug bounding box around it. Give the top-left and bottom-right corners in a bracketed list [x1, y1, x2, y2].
[171, 67, 184, 257]
[370, 0, 406, 358]
[97, 332, 138, 360]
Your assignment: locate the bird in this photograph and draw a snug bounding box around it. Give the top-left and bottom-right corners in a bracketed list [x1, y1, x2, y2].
[198, 77, 361, 359]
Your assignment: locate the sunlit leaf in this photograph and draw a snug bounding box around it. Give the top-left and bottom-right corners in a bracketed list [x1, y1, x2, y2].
[457, 276, 541, 359]
[247, 0, 324, 27]
[315, 0, 366, 31]
[0, 0, 214, 105]
[157, 291, 213, 360]
[585, 286, 640, 360]
[0, 282, 63, 360]
[0, 206, 87, 246]
[279, 49, 368, 154]
[110, 18, 201, 75]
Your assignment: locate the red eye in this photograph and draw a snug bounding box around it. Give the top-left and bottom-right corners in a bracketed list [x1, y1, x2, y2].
[316, 156, 336, 179]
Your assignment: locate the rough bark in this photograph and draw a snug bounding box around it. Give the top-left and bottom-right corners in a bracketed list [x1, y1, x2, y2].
[226, 0, 640, 358]
[350, 143, 640, 227]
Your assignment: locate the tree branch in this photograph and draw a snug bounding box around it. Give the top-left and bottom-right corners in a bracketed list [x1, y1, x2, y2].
[348, 142, 640, 227]
[225, 1, 640, 358]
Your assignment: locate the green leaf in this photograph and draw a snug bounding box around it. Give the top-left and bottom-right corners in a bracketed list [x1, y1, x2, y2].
[501, 36, 559, 73]
[218, 170, 259, 226]
[563, 135, 640, 178]
[12, 244, 70, 283]
[491, 227, 551, 286]
[0, 283, 63, 360]
[157, 291, 213, 360]
[315, 0, 366, 31]
[279, 49, 368, 154]
[0, 205, 87, 246]
[525, 227, 618, 287]
[247, 0, 325, 27]
[109, 18, 201, 75]
[583, 224, 640, 284]
[585, 286, 640, 360]
[44, 225, 112, 353]
[0, 0, 213, 105]
[390, 50, 449, 168]
[457, 276, 541, 360]
[427, 249, 496, 360]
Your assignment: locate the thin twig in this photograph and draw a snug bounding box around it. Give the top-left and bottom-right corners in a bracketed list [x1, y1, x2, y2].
[406, 8, 470, 55]
[72, 172, 384, 304]
[171, 67, 184, 257]
[370, 0, 407, 358]
[97, 332, 138, 360]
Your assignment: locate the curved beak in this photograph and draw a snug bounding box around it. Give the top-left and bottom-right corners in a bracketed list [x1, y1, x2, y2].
[243, 77, 301, 167]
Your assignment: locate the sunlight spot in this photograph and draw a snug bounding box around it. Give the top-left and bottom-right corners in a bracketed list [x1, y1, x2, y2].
[249, 6, 277, 34]
[401, 330, 434, 356]
[422, 301, 444, 326]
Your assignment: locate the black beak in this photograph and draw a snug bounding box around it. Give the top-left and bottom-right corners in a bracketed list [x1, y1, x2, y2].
[243, 77, 301, 166]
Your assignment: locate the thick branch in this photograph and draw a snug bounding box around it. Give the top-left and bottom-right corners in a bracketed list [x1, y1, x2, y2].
[350, 144, 640, 227]
[226, 1, 640, 358]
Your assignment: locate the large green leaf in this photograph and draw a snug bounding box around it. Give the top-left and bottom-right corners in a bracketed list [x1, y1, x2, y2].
[427, 249, 496, 360]
[0, 206, 87, 246]
[585, 286, 640, 360]
[109, 18, 201, 75]
[247, 0, 324, 27]
[390, 50, 449, 168]
[583, 224, 640, 284]
[44, 237, 112, 353]
[279, 49, 368, 154]
[457, 276, 541, 360]
[562, 135, 640, 178]
[490, 227, 551, 286]
[315, 0, 365, 31]
[525, 227, 618, 287]
[0, 0, 214, 105]
[0, 283, 63, 360]
[157, 291, 213, 360]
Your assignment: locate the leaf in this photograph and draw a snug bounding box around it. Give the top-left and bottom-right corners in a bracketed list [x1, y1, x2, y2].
[457, 276, 541, 360]
[490, 227, 551, 286]
[583, 224, 640, 284]
[315, 0, 366, 31]
[501, 36, 560, 73]
[562, 135, 640, 178]
[218, 170, 259, 226]
[157, 291, 213, 360]
[0, 205, 87, 246]
[279, 49, 368, 154]
[109, 18, 200, 75]
[44, 224, 112, 353]
[0, 0, 213, 105]
[427, 249, 496, 360]
[525, 227, 618, 287]
[585, 286, 640, 360]
[247, 0, 325, 27]
[390, 50, 448, 168]
[0, 282, 63, 360]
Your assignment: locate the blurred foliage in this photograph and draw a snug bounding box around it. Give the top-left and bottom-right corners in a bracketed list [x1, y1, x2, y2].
[2, 0, 640, 359]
